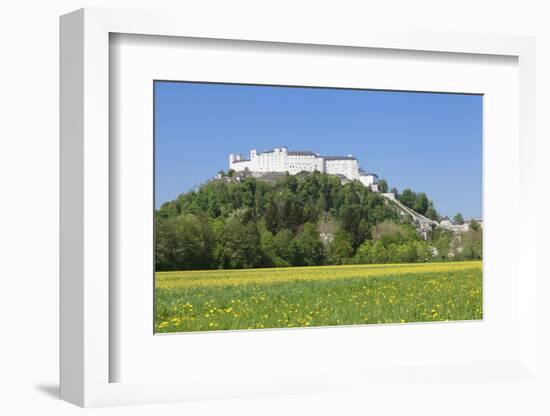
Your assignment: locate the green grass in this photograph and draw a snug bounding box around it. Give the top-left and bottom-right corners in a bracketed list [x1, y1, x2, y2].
[155, 261, 482, 333]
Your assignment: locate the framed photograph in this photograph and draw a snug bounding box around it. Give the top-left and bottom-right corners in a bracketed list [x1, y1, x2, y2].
[153, 81, 484, 334]
[60, 8, 540, 408]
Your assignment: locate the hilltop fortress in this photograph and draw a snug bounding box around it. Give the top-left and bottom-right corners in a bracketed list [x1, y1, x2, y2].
[229, 146, 380, 191]
[227, 146, 481, 236]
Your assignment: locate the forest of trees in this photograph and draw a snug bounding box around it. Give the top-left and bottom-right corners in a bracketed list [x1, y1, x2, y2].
[155, 172, 482, 271]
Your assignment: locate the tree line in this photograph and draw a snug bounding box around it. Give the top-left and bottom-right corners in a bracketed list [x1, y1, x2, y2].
[155, 172, 482, 271]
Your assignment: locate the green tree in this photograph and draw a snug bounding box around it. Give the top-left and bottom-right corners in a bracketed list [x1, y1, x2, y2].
[399, 189, 416, 208]
[216, 218, 263, 269]
[294, 223, 325, 266]
[274, 229, 297, 266]
[453, 213, 465, 225]
[425, 200, 439, 221]
[155, 215, 178, 270]
[259, 226, 277, 267]
[369, 241, 389, 263]
[339, 204, 363, 247]
[372, 220, 418, 246]
[469, 219, 481, 231]
[428, 228, 453, 261]
[378, 178, 388, 193]
[393, 240, 431, 263]
[327, 232, 354, 264]
[413, 192, 429, 215]
[167, 214, 215, 270]
[157, 201, 180, 219]
[461, 227, 482, 260]
[264, 200, 279, 234]
[354, 240, 374, 264]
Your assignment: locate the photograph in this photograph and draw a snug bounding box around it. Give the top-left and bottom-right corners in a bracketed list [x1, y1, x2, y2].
[154, 81, 483, 333]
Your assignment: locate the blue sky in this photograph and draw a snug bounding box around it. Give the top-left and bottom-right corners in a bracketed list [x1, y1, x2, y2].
[155, 81, 482, 219]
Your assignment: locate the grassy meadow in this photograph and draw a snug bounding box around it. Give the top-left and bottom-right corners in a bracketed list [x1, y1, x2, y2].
[155, 261, 482, 333]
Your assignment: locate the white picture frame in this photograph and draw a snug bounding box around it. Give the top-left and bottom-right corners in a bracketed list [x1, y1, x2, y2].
[60, 7, 539, 408]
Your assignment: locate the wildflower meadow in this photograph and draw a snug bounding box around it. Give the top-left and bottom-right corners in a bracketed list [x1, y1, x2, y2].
[155, 261, 482, 332]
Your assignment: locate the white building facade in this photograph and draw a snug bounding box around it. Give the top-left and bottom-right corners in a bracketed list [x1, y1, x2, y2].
[229, 146, 379, 189]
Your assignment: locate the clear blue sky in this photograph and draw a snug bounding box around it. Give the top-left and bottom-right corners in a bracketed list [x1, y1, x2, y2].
[155, 81, 482, 219]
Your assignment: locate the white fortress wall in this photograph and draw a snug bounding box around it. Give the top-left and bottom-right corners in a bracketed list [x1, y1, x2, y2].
[229, 153, 253, 171]
[315, 157, 325, 172]
[253, 147, 285, 172]
[324, 157, 359, 180]
[286, 151, 319, 174]
[359, 173, 379, 187]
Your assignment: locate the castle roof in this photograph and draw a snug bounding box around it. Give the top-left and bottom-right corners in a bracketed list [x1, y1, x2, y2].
[323, 155, 357, 161]
[233, 148, 359, 162]
[288, 150, 317, 156]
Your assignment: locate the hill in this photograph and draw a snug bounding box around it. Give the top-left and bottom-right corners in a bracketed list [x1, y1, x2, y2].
[155, 171, 481, 271]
